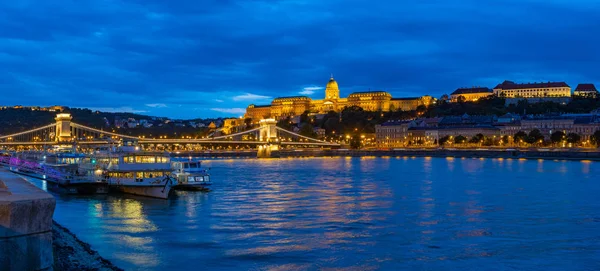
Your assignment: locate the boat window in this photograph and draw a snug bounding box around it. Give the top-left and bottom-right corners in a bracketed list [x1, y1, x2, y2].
[111, 172, 133, 178]
[124, 156, 135, 163]
[144, 172, 157, 178]
[184, 163, 189, 169]
[190, 163, 198, 168]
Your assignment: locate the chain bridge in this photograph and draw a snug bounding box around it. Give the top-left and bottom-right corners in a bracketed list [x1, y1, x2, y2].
[0, 114, 340, 157]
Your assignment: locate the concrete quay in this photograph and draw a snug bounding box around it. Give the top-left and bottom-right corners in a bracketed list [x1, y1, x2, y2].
[174, 149, 600, 161]
[0, 169, 56, 271]
[278, 149, 600, 160]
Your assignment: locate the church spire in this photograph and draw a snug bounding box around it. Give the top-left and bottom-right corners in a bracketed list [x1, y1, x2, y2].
[330, 73, 334, 80]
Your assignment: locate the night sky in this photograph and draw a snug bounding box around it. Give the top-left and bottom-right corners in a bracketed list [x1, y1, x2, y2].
[1, 1, 599, 119]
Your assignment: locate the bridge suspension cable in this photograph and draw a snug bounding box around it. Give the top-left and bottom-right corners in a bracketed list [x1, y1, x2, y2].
[274, 126, 339, 145]
[0, 123, 57, 140]
[204, 127, 261, 141]
[70, 123, 140, 140]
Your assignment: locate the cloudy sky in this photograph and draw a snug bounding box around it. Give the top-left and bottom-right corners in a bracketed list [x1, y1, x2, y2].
[1, 0, 599, 119]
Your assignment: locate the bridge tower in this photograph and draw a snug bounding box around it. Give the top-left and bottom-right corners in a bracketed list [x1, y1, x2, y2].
[55, 113, 73, 142]
[257, 119, 279, 158]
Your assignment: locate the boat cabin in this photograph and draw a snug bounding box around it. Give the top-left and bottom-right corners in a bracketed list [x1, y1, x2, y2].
[172, 160, 204, 173]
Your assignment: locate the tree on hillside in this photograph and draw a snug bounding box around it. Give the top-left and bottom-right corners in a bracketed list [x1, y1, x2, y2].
[454, 135, 467, 144]
[527, 129, 544, 145]
[514, 131, 527, 144]
[299, 123, 317, 138]
[244, 118, 252, 129]
[550, 131, 566, 145]
[300, 111, 310, 124]
[566, 133, 581, 145]
[469, 133, 485, 144]
[349, 134, 362, 149]
[276, 116, 293, 131]
[591, 130, 600, 147]
[501, 135, 510, 145]
[439, 135, 451, 146]
[340, 106, 376, 134]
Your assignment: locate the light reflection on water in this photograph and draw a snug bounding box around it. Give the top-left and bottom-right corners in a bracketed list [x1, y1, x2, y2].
[21, 157, 600, 270]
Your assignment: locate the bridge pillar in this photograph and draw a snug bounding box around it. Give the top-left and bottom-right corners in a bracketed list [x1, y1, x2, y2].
[257, 119, 279, 158]
[55, 113, 72, 142]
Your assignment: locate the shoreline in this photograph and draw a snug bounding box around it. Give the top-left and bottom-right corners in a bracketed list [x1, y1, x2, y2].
[174, 149, 600, 161]
[52, 221, 123, 271]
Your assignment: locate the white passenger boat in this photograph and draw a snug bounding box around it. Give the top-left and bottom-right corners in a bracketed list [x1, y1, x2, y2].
[81, 143, 175, 199]
[171, 159, 211, 191]
[7, 150, 108, 195]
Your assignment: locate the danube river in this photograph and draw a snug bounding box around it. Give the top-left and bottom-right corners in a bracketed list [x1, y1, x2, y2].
[26, 157, 600, 270]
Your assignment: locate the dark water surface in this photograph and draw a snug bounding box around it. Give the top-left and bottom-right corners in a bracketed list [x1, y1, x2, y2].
[26, 157, 600, 270]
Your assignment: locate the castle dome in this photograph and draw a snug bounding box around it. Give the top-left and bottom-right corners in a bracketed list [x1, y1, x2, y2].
[326, 76, 339, 91]
[325, 74, 340, 100]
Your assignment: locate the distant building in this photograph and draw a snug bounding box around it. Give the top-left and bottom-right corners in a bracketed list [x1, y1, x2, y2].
[450, 87, 493, 102]
[47, 106, 64, 112]
[497, 113, 520, 123]
[126, 118, 137, 128]
[376, 114, 600, 147]
[574, 84, 598, 98]
[245, 75, 434, 120]
[222, 118, 245, 134]
[493, 80, 571, 98]
[114, 118, 124, 128]
[375, 120, 411, 147]
[314, 127, 326, 138]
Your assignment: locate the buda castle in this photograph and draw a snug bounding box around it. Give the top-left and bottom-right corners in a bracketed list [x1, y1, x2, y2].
[245, 76, 434, 120]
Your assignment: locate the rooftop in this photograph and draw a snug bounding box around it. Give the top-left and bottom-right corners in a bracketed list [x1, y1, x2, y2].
[380, 120, 411, 126]
[391, 97, 420, 101]
[272, 96, 312, 101]
[451, 87, 492, 95]
[575, 83, 598, 92]
[349, 91, 391, 95]
[494, 80, 569, 90]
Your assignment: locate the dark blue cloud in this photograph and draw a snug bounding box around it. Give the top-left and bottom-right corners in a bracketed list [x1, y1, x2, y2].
[1, 0, 599, 118]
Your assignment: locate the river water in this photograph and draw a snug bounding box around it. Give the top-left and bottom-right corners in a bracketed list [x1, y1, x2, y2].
[24, 157, 600, 270]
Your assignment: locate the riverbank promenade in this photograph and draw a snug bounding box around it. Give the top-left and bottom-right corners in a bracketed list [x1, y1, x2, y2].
[0, 169, 55, 271]
[174, 148, 600, 161]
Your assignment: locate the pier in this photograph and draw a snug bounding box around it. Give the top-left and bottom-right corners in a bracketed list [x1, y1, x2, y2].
[0, 168, 56, 271]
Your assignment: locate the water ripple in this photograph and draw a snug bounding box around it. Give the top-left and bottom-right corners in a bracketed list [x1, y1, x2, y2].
[34, 157, 600, 271]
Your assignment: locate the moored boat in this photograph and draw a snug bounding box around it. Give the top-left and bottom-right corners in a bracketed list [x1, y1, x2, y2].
[82, 142, 176, 199]
[8, 152, 109, 195]
[171, 159, 212, 191]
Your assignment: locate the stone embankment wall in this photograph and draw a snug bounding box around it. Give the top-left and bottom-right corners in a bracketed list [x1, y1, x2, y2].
[278, 149, 600, 160]
[0, 169, 56, 271]
[174, 149, 600, 160]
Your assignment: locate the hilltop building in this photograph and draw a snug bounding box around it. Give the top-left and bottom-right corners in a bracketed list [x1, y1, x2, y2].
[245, 76, 434, 120]
[493, 80, 571, 98]
[450, 87, 493, 102]
[574, 84, 598, 98]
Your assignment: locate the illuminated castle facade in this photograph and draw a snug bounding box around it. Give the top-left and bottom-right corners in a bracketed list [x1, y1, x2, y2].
[245, 76, 434, 120]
